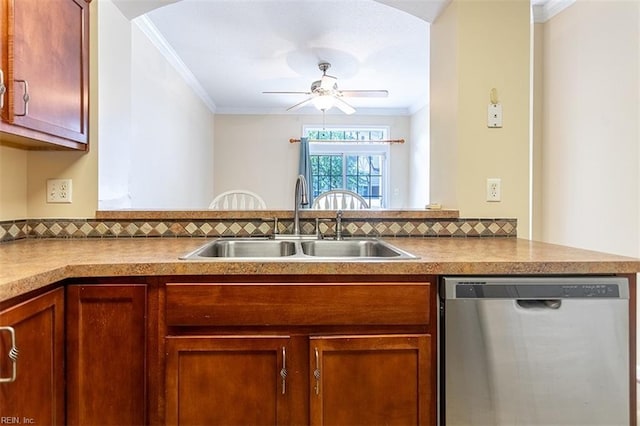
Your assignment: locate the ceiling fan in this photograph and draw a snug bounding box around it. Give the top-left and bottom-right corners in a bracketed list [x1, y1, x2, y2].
[263, 62, 388, 115]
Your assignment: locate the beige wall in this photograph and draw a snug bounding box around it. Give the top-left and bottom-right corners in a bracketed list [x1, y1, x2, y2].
[531, 22, 544, 241]
[537, 0, 639, 257]
[430, 0, 532, 238]
[409, 104, 430, 208]
[0, 145, 27, 220]
[430, 2, 458, 211]
[127, 18, 215, 209]
[98, 1, 215, 210]
[213, 114, 414, 209]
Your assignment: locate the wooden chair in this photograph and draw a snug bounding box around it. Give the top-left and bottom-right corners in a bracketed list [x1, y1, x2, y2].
[312, 190, 369, 210]
[208, 190, 266, 210]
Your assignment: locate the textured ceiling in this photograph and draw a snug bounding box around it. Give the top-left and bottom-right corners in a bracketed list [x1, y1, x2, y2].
[113, 0, 563, 115]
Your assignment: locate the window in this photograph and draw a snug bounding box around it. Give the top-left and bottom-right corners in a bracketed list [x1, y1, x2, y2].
[304, 127, 390, 208]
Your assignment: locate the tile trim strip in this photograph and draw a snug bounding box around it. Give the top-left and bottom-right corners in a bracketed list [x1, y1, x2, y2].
[1, 217, 517, 243]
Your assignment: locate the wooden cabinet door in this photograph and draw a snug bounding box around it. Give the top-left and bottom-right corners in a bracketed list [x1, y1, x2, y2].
[0, 0, 89, 149]
[310, 334, 433, 426]
[0, 0, 9, 123]
[66, 284, 147, 425]
[165, 336, 292, 426]
[0, 287, 65, 425]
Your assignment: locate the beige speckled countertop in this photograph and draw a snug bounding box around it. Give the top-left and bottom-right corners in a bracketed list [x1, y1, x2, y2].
[95, 208, 460, 220]
[1, 237, 639, 303]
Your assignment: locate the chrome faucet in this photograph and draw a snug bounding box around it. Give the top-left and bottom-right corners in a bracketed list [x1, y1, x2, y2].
[293, 174, 309, 236]
[335, 210, 343, 240]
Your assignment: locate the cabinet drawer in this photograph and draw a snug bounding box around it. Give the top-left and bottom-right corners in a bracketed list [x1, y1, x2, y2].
[165, 283, 430, 327]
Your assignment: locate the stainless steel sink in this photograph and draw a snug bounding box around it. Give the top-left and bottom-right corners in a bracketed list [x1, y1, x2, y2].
[300, 239, 414, 258]
[181, 239, 297, 259]
[181, 237, 417, 260]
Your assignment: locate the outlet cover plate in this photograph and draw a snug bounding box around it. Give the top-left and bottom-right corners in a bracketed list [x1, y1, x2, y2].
[486, 178, 501, 202]
[47, 178, 72, 203]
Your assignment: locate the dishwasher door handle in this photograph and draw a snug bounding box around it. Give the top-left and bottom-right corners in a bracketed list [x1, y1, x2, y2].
[517, 299, 562, 309]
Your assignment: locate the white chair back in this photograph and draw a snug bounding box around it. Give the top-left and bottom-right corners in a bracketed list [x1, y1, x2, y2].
[209, 190, 266, 210]
[312, 190, 369, 210]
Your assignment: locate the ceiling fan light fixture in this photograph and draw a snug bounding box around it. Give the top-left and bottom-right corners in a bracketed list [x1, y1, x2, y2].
[312, 95, 334, 111]
[264, 61, 387, 114]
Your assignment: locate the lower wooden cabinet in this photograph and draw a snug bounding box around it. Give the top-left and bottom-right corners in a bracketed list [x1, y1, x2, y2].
[0, 287, 65, 425]
[165, 333, 433, 425]
[163, 277, 437, 425]
[165, 336, 293, 425]
[1, 275, 437, 426]
[66, 284, 147, 425]
[310, 334, 432, 425]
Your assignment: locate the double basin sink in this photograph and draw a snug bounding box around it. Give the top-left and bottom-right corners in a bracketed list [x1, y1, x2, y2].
[181, 237, 417, 261]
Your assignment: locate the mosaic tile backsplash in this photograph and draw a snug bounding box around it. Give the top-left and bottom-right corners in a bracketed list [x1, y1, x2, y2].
[0, 217, 517, 243]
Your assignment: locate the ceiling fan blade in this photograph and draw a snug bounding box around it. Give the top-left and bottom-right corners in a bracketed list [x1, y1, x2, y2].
[339, 90, 389, 98]
[333, 97, 356, 115]
[320, 75, 337, 91]
[263, 91, 312, 95]
[286, 97, 315, 111]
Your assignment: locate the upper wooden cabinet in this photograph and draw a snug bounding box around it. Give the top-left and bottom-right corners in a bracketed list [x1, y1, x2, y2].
[0, 0, 90, 150]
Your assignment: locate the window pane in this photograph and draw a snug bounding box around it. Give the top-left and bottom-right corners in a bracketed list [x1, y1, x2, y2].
[330, 131, 344, 140]
[311, 154, 345, 197]
[306, 127, 389, 207]
[331, 156, 343, 174]
[344, 131, 357, 140]
[341, 154, 384, 206]
[370, 130, 384, 140]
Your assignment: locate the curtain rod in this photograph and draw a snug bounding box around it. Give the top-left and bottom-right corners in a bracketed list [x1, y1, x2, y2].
[289, 138, 404, 144]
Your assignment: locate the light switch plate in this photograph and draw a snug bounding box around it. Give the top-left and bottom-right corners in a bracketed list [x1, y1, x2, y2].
[488, 104, 503, 128]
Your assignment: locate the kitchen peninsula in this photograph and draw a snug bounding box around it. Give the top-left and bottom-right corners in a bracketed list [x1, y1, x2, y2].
[1, 210, 638, 425]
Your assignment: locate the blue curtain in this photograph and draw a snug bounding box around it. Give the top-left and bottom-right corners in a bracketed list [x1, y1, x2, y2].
[298, 137, 314, 208]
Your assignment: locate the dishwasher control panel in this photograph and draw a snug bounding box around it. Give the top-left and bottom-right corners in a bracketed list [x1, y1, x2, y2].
[561, 284, 620, 297]
[444, 277, 628, 300]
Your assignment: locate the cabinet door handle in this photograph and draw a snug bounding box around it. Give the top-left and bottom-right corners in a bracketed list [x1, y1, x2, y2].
[0, 326, 19, 383]
[14, 79, 29, 117]
[313, 347, 320, 395]
[0, 69, 5, 110]
[280, 346, 287, 395]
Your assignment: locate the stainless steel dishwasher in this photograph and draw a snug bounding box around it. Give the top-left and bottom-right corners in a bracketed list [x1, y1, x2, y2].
[440, 276, 630, 426]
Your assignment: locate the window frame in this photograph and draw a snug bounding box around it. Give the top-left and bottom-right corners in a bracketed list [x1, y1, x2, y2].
[303, 126, 391, 208]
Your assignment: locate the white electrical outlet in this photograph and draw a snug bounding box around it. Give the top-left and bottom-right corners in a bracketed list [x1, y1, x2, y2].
[47, 179, 73, 203]
[486, 178, 501, 202]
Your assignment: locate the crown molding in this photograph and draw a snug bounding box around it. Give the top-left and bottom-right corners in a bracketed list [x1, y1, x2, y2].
[133, 15, 217, 113]
[532, 0, 576, 23]
[214, 106, 412, 116]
